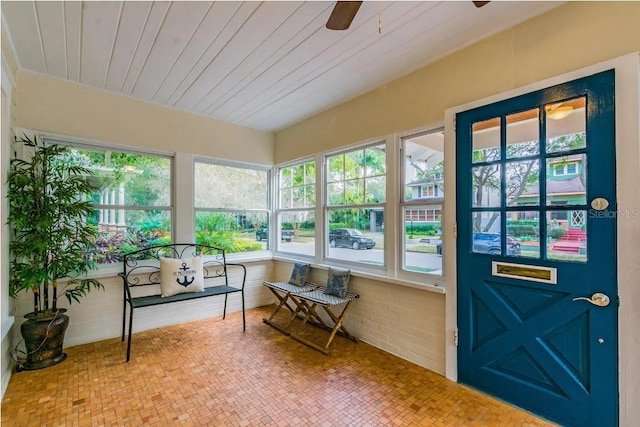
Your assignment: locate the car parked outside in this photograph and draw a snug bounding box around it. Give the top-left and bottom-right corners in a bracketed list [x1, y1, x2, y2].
[436, 233, 521, 256]
[255, 227, 294, 242]
[329, 228, 375, 250]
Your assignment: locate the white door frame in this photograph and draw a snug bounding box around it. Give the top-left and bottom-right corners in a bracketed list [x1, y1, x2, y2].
[443, 53, 640, 425]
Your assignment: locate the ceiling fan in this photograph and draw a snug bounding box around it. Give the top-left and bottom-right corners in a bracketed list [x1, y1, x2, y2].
[326, 1, 490, 31]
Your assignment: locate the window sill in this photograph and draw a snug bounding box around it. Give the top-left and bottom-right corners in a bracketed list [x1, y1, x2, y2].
[273, 254, 446, 295]
[72, 251, 446, 295]
[80, 252, 276, 281]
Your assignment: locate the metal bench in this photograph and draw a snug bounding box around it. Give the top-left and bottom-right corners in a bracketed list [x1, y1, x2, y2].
[119, 243, 246, 362]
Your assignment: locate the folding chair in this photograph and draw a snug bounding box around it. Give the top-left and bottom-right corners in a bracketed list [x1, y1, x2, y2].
[289, 288, 359, 354]
[262, 281, 318, 335]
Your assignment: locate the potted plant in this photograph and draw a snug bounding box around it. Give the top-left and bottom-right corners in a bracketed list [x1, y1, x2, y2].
[7, 134, 103, 371]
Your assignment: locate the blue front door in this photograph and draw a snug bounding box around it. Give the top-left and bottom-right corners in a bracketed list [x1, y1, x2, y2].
[456, 70, 617, 426]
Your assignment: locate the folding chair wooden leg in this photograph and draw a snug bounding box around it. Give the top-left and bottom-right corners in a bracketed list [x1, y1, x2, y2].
[263, 290, 296, 335]
[322, 301, 358, 343]
[262, 284, 314, 335]
[290, 298, 357, 355]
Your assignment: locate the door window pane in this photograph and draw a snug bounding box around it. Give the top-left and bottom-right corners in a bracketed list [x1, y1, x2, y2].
[472, 165, 501, 207]
[546, 211, 587, 262]
[472, 118, 501, 163]
[546, 97, 587, 153]
[471, 211, 502, 254]
[546, 155, 587, 205]
[507, 108, 539, 159]
[506, 211, 539, 259]
[506, 160, 539, 206]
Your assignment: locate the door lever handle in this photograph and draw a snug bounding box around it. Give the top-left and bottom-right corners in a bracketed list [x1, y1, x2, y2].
[572, 292, 610, 307]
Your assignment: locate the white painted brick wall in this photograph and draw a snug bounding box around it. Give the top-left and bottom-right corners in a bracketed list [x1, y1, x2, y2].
[272, 260, 446, 375]
[10, 260, 275, 349]
[10, 259, 445, 375]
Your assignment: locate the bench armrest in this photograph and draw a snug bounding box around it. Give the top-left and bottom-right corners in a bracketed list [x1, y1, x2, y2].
[225, 263, 247, 290]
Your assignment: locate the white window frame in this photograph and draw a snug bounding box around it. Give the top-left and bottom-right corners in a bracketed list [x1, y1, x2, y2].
[323, 140, 387, 270]
[400, 127, 445, 279]
[193, 158, 271, 260]
[24, 130, 176, 276]
[275, 158, 316, 259]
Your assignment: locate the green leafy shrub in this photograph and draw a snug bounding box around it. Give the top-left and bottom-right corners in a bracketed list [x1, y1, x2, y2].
[549, 227, 567, 240]
[195, 231, 262, 253]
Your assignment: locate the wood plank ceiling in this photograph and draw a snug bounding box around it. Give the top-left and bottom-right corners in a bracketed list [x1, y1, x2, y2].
[1, 1, 563, 132]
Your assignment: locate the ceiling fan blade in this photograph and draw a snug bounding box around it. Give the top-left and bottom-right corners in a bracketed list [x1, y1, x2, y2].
[326, 1, 363, 30]
[472, 1, 490, 7]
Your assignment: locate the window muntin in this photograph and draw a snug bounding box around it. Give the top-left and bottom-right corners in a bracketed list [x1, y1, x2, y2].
[402, 131, 444, 275]
[277, 160, 316, 256]
[327, 143, 386, 206]
[325, 143, 385, 266]
[45, 142, 173, 265]
[194, 161, 269, 254]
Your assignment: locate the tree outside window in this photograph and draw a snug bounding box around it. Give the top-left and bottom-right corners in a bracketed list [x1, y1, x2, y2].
[194, 162, 268, 254]
[44, 141, 173, 264]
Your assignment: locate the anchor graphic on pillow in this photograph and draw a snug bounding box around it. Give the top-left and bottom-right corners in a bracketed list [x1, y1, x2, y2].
[176, 262, 195, 287]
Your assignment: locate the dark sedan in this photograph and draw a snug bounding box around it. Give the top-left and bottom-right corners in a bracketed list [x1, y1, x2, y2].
[329, 228, 376, 250]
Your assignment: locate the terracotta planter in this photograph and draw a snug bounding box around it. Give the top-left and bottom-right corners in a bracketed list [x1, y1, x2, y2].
[17, 309, 69, 372]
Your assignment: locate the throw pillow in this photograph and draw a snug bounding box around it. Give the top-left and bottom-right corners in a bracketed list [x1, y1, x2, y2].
[288, 262, 311, 287]
[324, 267, 350, 298]
[160, 257, 205, 297]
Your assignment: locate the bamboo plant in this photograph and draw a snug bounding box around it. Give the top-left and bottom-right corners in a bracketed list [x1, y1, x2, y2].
[7, 134, 103, 317]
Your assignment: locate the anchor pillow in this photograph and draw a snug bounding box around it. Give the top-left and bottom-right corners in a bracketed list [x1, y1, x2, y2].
[159, 257, 205, 297]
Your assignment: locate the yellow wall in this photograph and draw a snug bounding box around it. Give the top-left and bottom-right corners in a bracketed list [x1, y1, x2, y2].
[274, 2, 640, 425]
[275, 1, 640, 162]
[15, 72, 274, 164]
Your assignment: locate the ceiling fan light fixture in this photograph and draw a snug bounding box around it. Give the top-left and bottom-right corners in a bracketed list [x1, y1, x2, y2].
[326, 1, 363, 30]
[547, 105, 574, 120]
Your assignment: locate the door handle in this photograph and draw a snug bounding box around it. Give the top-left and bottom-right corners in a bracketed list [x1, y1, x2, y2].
[572, 292, 610, 307]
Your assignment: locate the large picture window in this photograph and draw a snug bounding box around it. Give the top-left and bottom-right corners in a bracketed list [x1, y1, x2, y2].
[194, 161, 269, 254]
[43, 140, 173, 264]
[325, 143, 385, 266]
[402, 130, 444, 275]
[277, 160, 315, 256]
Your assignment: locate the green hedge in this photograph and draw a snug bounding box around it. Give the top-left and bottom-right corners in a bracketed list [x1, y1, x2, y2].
[405, 224, 439, 235]
[506, 224, 538, 237]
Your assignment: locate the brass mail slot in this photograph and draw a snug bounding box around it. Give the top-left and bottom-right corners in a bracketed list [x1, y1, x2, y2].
[492, 261, 557, 284]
